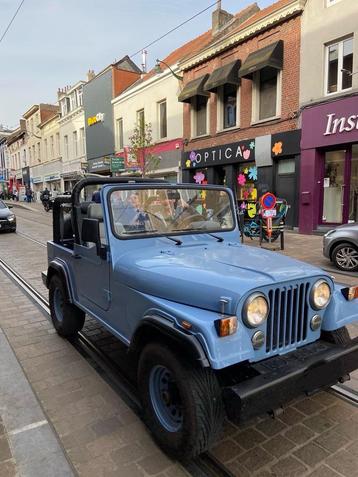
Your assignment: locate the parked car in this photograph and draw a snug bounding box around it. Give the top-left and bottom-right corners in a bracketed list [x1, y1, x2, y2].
[42, 178, 358, 459]
[0, 200, 16, 232]
[323, 223, 358, 272]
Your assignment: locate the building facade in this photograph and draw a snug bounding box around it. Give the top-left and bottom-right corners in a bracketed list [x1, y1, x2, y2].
[84, 58, 141, 175]
[299, 0, 358, 233]
[0, 127, 13, 189]
[6, 121, 27, 193]
[58, 81, 87, 191]
[180, 0, 304, 227]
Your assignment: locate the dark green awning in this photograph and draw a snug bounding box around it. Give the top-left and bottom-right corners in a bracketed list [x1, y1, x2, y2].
[178, 74, 210, 103]
[239, 40, 283, 79]
[205, 60, 241, 92]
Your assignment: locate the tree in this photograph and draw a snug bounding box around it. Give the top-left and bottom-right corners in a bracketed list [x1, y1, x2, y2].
[128, 117, 160, 177]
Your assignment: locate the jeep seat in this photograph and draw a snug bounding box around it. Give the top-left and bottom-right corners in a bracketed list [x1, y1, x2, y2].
[87, 203, 106, 244]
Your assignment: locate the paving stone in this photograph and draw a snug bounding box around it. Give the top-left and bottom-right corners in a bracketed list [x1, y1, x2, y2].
[0, 422, 4, 437]
[241, 446, 274, 472]
[91, 416, 123, 438]
[333, 419, 358, 440]
[0, 459, 17, 477]
[138, 452, 174, 475]
[320, 404, 355, 423]
[110, 443, 144, 466]
[211, 439, 243, 462]
[284, 424, 315, 445]
[225, 458, 251, 477]
[234, 427, 267, 450]
[0, 436, 12, 462]
[256, 417, 288, 437]
[307, 464, 344, 477]
[293, 398, 324, 416]
[262, 434, 295, 459]
[279, 407, 306, 426]
[314, 429, 350, 453]
[294, 442, 330, 467]
[326, 450, 358, 477]
[303, 414, 335, 434]
[345, 440, 358, 457]
[310, 392, 340, 407]
[270, 456, 307, 477]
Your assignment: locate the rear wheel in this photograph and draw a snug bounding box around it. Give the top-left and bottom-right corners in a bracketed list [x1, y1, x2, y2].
[138, 342, 224, 460]
[332, 242, 358, 272]
[49, 275, 85, 337]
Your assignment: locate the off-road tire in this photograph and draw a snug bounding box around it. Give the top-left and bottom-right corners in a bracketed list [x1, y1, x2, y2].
[49, 275, 85, 337]
[321, 326, 351, 345]
[138, 342, 224, 460]
[332, 242, 358, 272]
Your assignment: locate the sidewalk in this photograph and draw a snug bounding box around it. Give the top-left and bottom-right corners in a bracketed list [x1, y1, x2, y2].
[4, 201, 43, 213]
[0, 328, 75, 477]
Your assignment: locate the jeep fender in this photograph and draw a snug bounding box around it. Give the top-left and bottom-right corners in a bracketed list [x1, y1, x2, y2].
[46, 259, 74, 303]
[129, 316, 210, 368]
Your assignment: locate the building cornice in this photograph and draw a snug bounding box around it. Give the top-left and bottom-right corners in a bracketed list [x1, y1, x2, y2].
[23, 105, 39, 119]
[180, 0, 306, 71]
[58, 107, 84, 125]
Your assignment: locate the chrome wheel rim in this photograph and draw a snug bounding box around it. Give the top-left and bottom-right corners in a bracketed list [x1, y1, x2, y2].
[149, 365, 183, 432]
[336, 247, 358, 270]
[53, 288, 64, 322]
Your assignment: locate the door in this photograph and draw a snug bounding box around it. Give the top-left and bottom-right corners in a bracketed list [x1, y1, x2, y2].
[349, 145, 358, 222]
[274, 157, 296, 228]
[321, 150, 346, 224]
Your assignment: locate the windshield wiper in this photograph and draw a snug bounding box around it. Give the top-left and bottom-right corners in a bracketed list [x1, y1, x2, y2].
[206, 233, 224, 242]
[124, 229, 182, 245]
[172, 228, 224, 242]
[161, 235, 182, 246]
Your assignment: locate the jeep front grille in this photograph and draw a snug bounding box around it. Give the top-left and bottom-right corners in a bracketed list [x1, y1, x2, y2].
[266, 283, 310, 353]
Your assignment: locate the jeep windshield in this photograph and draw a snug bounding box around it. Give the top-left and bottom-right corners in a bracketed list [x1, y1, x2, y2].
[109, 187, 235, 238]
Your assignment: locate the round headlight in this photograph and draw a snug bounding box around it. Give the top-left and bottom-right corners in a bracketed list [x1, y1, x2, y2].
[243, 293, 269, 328]
[310, 280, 331, 310]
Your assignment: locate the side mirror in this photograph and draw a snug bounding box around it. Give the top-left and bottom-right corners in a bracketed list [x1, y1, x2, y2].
[82, 218, 101, 255]
[8, 205, 13, 209]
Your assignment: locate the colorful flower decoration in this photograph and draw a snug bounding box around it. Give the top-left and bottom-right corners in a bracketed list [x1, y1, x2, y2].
[194, 171, 205, 184]
[189, 151, 197, 162]
[272, 142, 283, 156]
[240, 202, 247, 210]
[244, 167, 249, 175]
[237, 173, 246, 186]
[185, 159, 191, 168]
[248, 166, 257, 181]
[249, 141, 255, 150]
[243, 149, 251, 160]
[200, 190, 207, 200]
[243, 190, 249, 200]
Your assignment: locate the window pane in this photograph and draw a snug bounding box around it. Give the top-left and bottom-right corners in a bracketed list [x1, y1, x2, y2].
[159, 101, 167, 138]
[223, 84, 237, 129]
[195, 96, 207, 136]
[278, 159, 295, 174]
[259, 68, 277, 120]
[342, 38, 353, 90]
[327, 43, 338, 93]
[117, 119, 124, 149]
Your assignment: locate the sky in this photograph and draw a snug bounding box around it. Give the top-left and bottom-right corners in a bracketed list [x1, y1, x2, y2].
[0, 0, 274, 128]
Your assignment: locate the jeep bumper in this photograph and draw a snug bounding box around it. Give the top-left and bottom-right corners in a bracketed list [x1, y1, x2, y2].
[222, 338, 358, 422]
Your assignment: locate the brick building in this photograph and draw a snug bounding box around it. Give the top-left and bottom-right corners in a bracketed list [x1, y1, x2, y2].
[179, 0, 305, 227]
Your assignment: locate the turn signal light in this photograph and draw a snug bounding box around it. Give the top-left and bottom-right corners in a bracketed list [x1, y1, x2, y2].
[215, 316, 238, 337]
[341, 286, 358, 301]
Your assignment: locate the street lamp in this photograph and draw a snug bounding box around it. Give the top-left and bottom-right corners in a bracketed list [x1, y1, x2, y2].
[155, 59, 183, 81]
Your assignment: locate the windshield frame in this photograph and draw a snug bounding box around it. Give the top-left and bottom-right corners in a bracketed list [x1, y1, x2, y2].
[106, 183, 237, 240]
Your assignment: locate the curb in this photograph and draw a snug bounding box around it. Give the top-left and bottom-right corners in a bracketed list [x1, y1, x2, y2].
[4, 202, 39, 213]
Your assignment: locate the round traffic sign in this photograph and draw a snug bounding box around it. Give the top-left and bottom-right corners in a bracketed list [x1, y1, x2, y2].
[260, 192, 277, 210]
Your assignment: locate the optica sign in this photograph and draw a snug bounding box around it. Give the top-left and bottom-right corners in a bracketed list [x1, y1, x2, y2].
[87, 112, 105, 127]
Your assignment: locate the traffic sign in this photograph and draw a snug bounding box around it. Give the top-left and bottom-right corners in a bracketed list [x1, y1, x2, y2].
[260, 192, 277, 210]
[110, 156, 125, 172]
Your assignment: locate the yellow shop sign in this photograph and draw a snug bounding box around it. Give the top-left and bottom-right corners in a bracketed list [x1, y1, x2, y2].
[87, 112, 105, 126]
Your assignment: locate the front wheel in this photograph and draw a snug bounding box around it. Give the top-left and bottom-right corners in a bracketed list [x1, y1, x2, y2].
[138, 343, 224, 460]
[332, 242, 358, 272]
[49, 275, 85, 337]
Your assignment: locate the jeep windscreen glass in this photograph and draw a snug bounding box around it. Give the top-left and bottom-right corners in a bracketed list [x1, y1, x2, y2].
[109, 187, 235, 238]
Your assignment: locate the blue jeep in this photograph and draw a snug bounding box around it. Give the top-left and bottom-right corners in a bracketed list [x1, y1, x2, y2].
[43, 177, 358, 459]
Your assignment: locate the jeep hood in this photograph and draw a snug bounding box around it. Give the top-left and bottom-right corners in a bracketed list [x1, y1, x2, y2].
[114, 241, 325, 314]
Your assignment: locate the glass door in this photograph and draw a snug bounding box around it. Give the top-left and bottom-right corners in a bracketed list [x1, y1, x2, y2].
[322, 150, 346, 224]
[349, 145, 358, 223]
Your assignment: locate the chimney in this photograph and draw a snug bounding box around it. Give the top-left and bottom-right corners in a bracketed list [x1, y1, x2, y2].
[87, 69, 95, 82]
[141, 50, 147, 73]
[212, 1, 233, 35]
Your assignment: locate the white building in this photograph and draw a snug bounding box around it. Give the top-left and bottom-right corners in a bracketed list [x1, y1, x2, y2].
[0, 127, 13, 184]
[58, 81, 87, 191]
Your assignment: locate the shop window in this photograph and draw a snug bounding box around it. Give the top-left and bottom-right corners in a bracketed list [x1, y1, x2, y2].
[237, 162, 258, 219]
[253, 68, 281, 122]
[192, 96, 208, 137]
[116, 118, 124, 150]
[278, 159, 295, 175]
[326, 36, 353, 94]
[158, 100, 167, 139]
[219, 84, 238, 130]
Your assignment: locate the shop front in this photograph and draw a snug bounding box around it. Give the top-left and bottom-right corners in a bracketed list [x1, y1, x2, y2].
[300, 96, 358, 233]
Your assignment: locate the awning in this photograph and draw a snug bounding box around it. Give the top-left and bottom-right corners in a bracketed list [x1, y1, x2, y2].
[239, 40, 283, 79]
[178, 74, 210, 103]
[205, 60, 241, 92]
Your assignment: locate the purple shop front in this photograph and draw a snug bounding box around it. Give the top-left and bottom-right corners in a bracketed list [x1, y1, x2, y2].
[300, 95, 358, 233]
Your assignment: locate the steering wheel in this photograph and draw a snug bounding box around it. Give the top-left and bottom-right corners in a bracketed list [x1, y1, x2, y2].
[174, 214, 204, 230]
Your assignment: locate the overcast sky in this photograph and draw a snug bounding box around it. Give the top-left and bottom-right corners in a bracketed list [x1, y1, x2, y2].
[0, 0, 273, 128]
